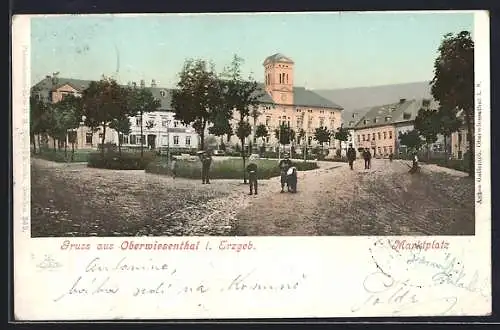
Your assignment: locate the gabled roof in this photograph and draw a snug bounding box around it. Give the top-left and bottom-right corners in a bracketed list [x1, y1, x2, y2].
[354, 98, 439, 129]
[293, 87, 342, 109]
[263, 53, 294, 65]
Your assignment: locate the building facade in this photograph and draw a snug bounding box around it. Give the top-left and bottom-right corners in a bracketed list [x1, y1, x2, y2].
[352, 98, 441, 158]
[224, 53, 344, 153]
[31, 53, 343, 154]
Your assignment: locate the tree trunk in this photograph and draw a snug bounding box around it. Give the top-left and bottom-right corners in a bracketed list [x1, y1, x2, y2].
[71, 142, 75, 161]
[37, 134, 41, 152]
[53, 138, 56, 152]
[101, 125, 106, 156]
[427, 143, 430, 161]
[140, 111, 144, 159]
[118, 134, 122, 156]
[31, 133, 37, 154]
[443, 135, 448, 165]
[465, 112, 474, 177]
[64, 140, 68, 159]
[241, 138, 247, 184]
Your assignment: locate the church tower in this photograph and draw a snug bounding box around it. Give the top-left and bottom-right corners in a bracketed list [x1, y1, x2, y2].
[263, 53, 294, 105]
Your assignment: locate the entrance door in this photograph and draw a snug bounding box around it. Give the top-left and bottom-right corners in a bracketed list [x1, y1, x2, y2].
[147, 134, 156, 150]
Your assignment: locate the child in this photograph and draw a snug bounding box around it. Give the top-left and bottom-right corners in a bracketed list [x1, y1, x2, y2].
[246, 162, 258, 195]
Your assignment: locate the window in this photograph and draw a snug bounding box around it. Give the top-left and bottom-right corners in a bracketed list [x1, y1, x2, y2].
[85, 132, 93, 144]
[378, 147, 381, 154]
[266, 116, 271, 126]
[99, 133, 103, 139]
[120, 134, 129, 144]
[372, 133, 375, 140]
[389, 131, 393, 139]
[160, 90, 166, 97]
[308, 136, 312, 145]
[173, 136, 179, 145]
[385, 117, 391, 122]
[162, 120, 168, 127]
[174, 121, 179, 128]
[362, 134, 365, 141]
[389, 146, 393, 154]
[330, 120, 335, 128]
[185, 136, 191, 146]
[296, 119, 302, 128]
[161, 135, 168, 146]
[383, 132, 387, 139]
[383, 146, 387, 154]
[319, 117, 325, 127]
[378, 132, 381, 140]
[357, 135, 360, 143]
[367, 134, 370, 141]
[266, 136, 269, 143]
[139, 135, 145, 145]
[136, 118, 142, 126]
[286, 74, 289, 84]
[130, 135, 137, 145]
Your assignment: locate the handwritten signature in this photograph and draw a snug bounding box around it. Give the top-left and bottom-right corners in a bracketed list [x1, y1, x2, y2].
[36, 255, 62, 270]
[351, 270, 458, 316]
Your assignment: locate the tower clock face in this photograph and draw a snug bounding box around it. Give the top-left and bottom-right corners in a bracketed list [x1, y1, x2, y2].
[281, 93, 287, 102]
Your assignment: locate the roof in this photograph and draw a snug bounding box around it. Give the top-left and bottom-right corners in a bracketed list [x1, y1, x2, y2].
[292, 86, 342, 109]
[354, 98, 439, 129]
[32, 76, 343, 111]
[263, 53, 295, 65]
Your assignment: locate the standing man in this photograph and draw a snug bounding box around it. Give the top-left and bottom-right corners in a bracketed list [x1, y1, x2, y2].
[347, 143, 356, 170]
[200, 150, 213, 184]
[247, 162, 258, 195]
[278, 153, 293, 193]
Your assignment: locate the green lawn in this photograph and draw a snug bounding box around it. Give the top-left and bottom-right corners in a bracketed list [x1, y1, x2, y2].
[32, 149, 95, 163]
[146, 158, 319, 179]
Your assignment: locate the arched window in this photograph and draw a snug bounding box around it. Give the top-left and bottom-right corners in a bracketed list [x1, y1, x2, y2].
[279, 73, 281, 84]
[286, 74, 289, 84]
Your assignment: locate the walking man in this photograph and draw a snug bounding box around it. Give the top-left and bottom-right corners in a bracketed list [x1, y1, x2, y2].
[278, 153, 293, 193]
[247, 162, 258, 195]
[363, 148, 369, 169]
[347, 143, 356, 170]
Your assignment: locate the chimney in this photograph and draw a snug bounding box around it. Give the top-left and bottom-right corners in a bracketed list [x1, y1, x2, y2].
[132, 82, 137, 88]
[140, 79, 145, 88]
[151, 79, 157, 88]
[399, 98, 406, 104]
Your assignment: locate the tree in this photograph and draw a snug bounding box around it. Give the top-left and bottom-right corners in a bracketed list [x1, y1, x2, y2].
[29, 89, 49, 153]
[313, 126, 330, 153]
[437, 106, 463, 163]
[333, 125, 350, 156]
[255, 124, 269, 145]
[250, 105, 261, 146]
[398, 130, 424, 155]
[128, 86, 161, 158]
[52, 94, 82, 160]
[171, 59, 224, 152]
[109, 116, 132, 155]
[430, 31, 474, 176]
[274, 123, 296, 146]
[414, 108, 440, 161]
[81, 77, 130, 156]
[220, 55, 262, 183]
[208, 110, 233, 148]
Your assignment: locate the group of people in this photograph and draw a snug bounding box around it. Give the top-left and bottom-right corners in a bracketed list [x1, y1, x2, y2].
[346, 144, 373, 170]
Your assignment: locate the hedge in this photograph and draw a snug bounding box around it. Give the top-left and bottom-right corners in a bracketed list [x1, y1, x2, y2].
[32, 149, 93, 163]
[87, 151, 157, 170]
[146, 158, 319, 179]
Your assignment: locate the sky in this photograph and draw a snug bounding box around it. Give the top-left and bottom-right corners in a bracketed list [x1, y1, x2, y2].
[30, 12, 474, 90]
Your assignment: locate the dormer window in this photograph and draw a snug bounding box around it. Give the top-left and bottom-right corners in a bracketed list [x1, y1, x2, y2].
[403, 112, 411, 120]
[160, 90, 167, 97]
[385, 116, 392, 122]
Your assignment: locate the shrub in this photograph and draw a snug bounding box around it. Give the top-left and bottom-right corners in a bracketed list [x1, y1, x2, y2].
[146, 158, 319, 179]
[88, 151, 157, 170]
